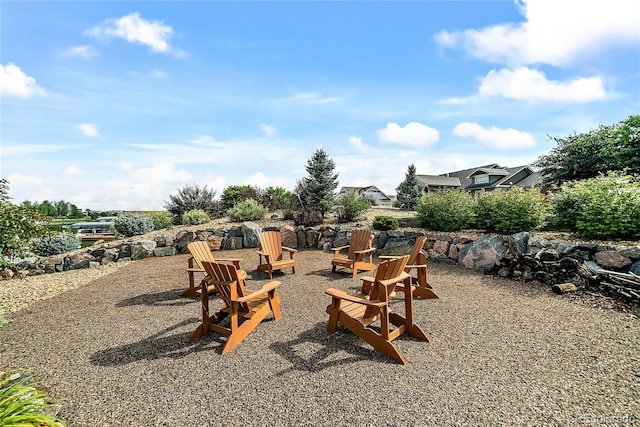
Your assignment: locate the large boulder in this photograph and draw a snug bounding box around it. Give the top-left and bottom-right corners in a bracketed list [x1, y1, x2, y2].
[242, 222, 261, 248]
[281, 225, 297, 249]
[131, 240, 157, 260]
[458, 235, 508, 271]
[174, 230, 197, 254]
[594, 250, 632, 270]
[65, 252, 97, 270]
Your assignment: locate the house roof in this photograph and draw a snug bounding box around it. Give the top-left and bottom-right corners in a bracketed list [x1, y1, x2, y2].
[425, 163, 543, 191]
[339, 185, 392, 200]
[416, 175, 461, 187]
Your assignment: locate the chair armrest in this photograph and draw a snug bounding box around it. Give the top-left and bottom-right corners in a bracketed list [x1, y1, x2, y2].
[325, 288, 386, 307]
[354, 247, 375, 255]
[405, 264, 426, 270]
[218, 258, 242, 263]
[332, 245, 350, 253]
[282, 246, 297, 253]
[256, 250, 267, 256]
[185, 267, 205, 273]
[378, 272, 411, 287]
[237, 281, 282, 303]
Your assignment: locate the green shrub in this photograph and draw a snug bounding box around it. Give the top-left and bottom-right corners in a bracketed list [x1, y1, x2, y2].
[34, 233, 80, 256]
[293, 206, 323, 227]
[181, 209, 211, 225]
[0, 200, 49, 271]
[227, 199, 267, 222]
[221, 185, 261, 210]
[334, 193, 371, 223]
[416, 190, 476, 231]
[548, 190, 586, 230]
[113, 213, 154, 237]
[372, 216, 399, 231]
[144, 211, 173, 230]
[561, 173, 640, 239]
[0, 370, 67, 426]
[260, 186, 293, 211]
[476, 187, 548, 234]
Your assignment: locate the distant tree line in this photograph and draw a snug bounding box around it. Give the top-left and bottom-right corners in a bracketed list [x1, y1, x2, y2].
[20, 200, 85, 218]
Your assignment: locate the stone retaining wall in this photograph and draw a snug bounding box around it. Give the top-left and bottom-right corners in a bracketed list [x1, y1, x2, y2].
[15, 222, 640, 303]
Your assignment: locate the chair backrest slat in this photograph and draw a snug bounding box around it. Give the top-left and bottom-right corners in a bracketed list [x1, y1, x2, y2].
[200, 260, 245, 301]
[368, 255, 409, 302]
[348, 229, 372, 260]
[407, 236, 427, 266]
[187, 241, 216, 270]
[259, 231, 283, 261]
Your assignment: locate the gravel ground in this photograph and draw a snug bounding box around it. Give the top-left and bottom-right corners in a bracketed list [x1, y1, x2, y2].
[1, 248, 638, 426]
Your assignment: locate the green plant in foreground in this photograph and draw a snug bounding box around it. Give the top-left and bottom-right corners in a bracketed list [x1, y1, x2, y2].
[0, 370, 66, 426]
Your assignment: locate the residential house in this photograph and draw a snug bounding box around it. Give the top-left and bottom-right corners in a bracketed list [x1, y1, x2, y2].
[417, 164, 542, 197]
[339, 185, 395, 207]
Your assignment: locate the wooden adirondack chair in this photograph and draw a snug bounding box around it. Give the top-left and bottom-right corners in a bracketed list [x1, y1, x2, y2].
[379, 236, 438, 299]
[331, 229, 376, 278]
[256, 231, 297, 279]
[185, 241, 244, 297]
[325, 255, 429, 365]
[190, 260, 282, 354]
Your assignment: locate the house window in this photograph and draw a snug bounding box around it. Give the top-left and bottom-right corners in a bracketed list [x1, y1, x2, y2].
[474, 175, 489, 184]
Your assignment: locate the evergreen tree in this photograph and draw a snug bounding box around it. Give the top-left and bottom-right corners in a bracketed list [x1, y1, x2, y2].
[303, 148, 339, 217]
[395, 164, 424, 210]
[0, 179, 9, 203]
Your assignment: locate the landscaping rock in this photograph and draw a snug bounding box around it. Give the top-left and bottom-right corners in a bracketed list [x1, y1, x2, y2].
[242, 222, 262, 248]
[131, 240, 157, 260]
[594, 250, 632, 270]
[458, 234, 508, 271]
[281, 225, 297, 249]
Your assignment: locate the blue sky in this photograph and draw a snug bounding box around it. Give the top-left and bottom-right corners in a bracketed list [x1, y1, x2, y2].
[1, 0, 639, 211]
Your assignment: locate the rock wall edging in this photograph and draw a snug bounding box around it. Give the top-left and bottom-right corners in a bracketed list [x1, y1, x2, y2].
[18, 222, 640, 303]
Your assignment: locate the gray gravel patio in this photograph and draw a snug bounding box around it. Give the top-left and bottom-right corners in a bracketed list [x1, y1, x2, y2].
[1, 248, 638, 426]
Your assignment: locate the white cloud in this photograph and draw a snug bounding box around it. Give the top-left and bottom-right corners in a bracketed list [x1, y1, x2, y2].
[60, 45, 99, 58]
[435, 0, 640, 67]
[2, 144, 71, 156]
[64, 165, 86, 175]
[102, 163, 192, 210]
[280, 92, 341, 104]
[7, 172, 43, 187]
[349, 136, 368, 152]
[85, 12, 183, 56]
[0, 63, 45, 98]
[243, 171, 289, 189]
[150, 69, 167, 78]
[76, 123, 99, 137]
[453, 122, 536, 150]
[190, 135, 223, 147]
[377, 122, 439, 147]
[478, 67, 607, 102]
[259, 123, 277, 137]
[120, 162, 133, 171]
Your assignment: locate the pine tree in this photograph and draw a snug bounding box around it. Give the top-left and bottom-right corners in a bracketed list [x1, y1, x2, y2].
[395, 164, 423, 210]
[303, 148, 339, 217]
